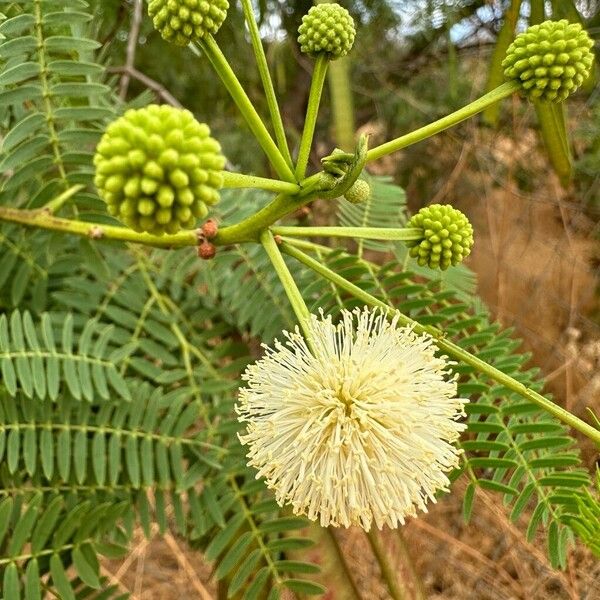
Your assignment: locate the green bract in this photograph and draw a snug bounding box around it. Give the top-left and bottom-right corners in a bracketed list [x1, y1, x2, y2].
[94, 105, 225, 235]
[406, 204, 474, 270]
[148, 0, 229, 47]
[344, 179, 371, 204]
[298, 3, 356, 60]
[503, 20, 594, 102]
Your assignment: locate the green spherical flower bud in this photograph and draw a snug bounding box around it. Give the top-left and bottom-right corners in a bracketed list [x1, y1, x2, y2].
[344, 179, 371, 204]
[94, 105, 226, 235]
[502, 20, 594, 102]
[405, 204, 474, 271]
[148, 0, 229, 47]
[298, 3, 356, 60]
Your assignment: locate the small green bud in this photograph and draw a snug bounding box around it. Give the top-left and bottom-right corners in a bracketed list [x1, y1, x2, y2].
[298, 3, 356, 60]
[94, 105, 226, 235]
[344, 179, 371, 204]
[148, 0, 230, 47]
[503, 20, 594, 102]
[405, 204, 474, 271]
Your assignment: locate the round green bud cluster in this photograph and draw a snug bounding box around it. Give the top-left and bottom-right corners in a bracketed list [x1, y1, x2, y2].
[298, 3, 356, 60]
[406, 204, 474, 270]
[344, 179, 371, 204]
[148, 0, 229, 47]
[503, 20, 594, 102]
[94, 105, 226, 235]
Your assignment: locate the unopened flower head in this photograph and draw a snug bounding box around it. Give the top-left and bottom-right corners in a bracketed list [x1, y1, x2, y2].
[236, 307, 468, 530]
[503, 20, 594, 102]
[148, 0, 229, 47]
[94, 105, 225, 235]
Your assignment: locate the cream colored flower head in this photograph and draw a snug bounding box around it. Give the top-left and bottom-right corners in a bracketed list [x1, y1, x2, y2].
[236, 307, 468, 531]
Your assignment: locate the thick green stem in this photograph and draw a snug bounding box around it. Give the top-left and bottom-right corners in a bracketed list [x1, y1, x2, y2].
[196, 35, 296, 183]
[215, 194, 296, 244]
[271, 225, 422, 241]
[366, 529, 406, 600]
[367, 81, 520, 162]
[281, 242, 600, 446]
[240, 0, 293, 169]
[0, 205, 200, 248]
[222, 171, 300, 195]
[260, 230, 313, 345]
[296, 54, 329, 179]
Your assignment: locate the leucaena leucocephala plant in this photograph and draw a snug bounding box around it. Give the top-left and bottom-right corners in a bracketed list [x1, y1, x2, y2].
[0, 1, 598, 598]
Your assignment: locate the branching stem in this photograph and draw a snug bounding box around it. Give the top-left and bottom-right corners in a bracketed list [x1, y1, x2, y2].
[281, 242, 600, 446]
[196, 35, 296, 183]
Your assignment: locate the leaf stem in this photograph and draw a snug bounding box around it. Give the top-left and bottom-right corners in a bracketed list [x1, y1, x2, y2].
[42, 184, 85, 213]
[260, 230, 313, 346]
[271, 225, 422, 241]
[240, 0, 294, 169]
[296, 54, 329, 179]
[281, 242, 600, 446]
[367, 81, 520, 162]
[222, 171, 301, 195]
[196, 35, 296, 183]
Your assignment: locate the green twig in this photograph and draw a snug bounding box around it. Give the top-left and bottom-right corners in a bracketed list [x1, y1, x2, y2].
[367, 81, 520, 162]
[240, 0, 293, 169]
[196, 35, 296, 183]
[0, 205, 200, 248]
[281, 242, 600, 446]
[296, 54, 329, 179]
[271, 225, 422, 241]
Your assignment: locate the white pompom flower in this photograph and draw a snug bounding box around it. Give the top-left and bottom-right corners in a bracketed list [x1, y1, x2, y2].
[236, 307, 468, 531]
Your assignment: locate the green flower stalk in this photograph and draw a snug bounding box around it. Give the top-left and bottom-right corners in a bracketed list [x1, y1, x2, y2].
[295, 4, 357, 179]
[503, 20, 594, 102]
[148, 0, 229, 47]
[94, 105, 226, 235]
[405, 204, 474, 270]
[298, 3, 356, 60]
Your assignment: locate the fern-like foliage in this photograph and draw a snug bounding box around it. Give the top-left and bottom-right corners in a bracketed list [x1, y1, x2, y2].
[197, 188, 299, 342]
[0, 0, 113, 202]
[0, 310, 130, 401]
[0, 492, 129, 599]
[190, 440, 325, 599]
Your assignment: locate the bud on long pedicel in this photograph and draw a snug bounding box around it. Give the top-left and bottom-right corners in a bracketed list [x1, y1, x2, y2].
[405, 204, 474, 270]
[298, 3, 356, 60]
[503, 20, 594, 103]
[94, 105, 226, 235]
[148, 0, 230, 47]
